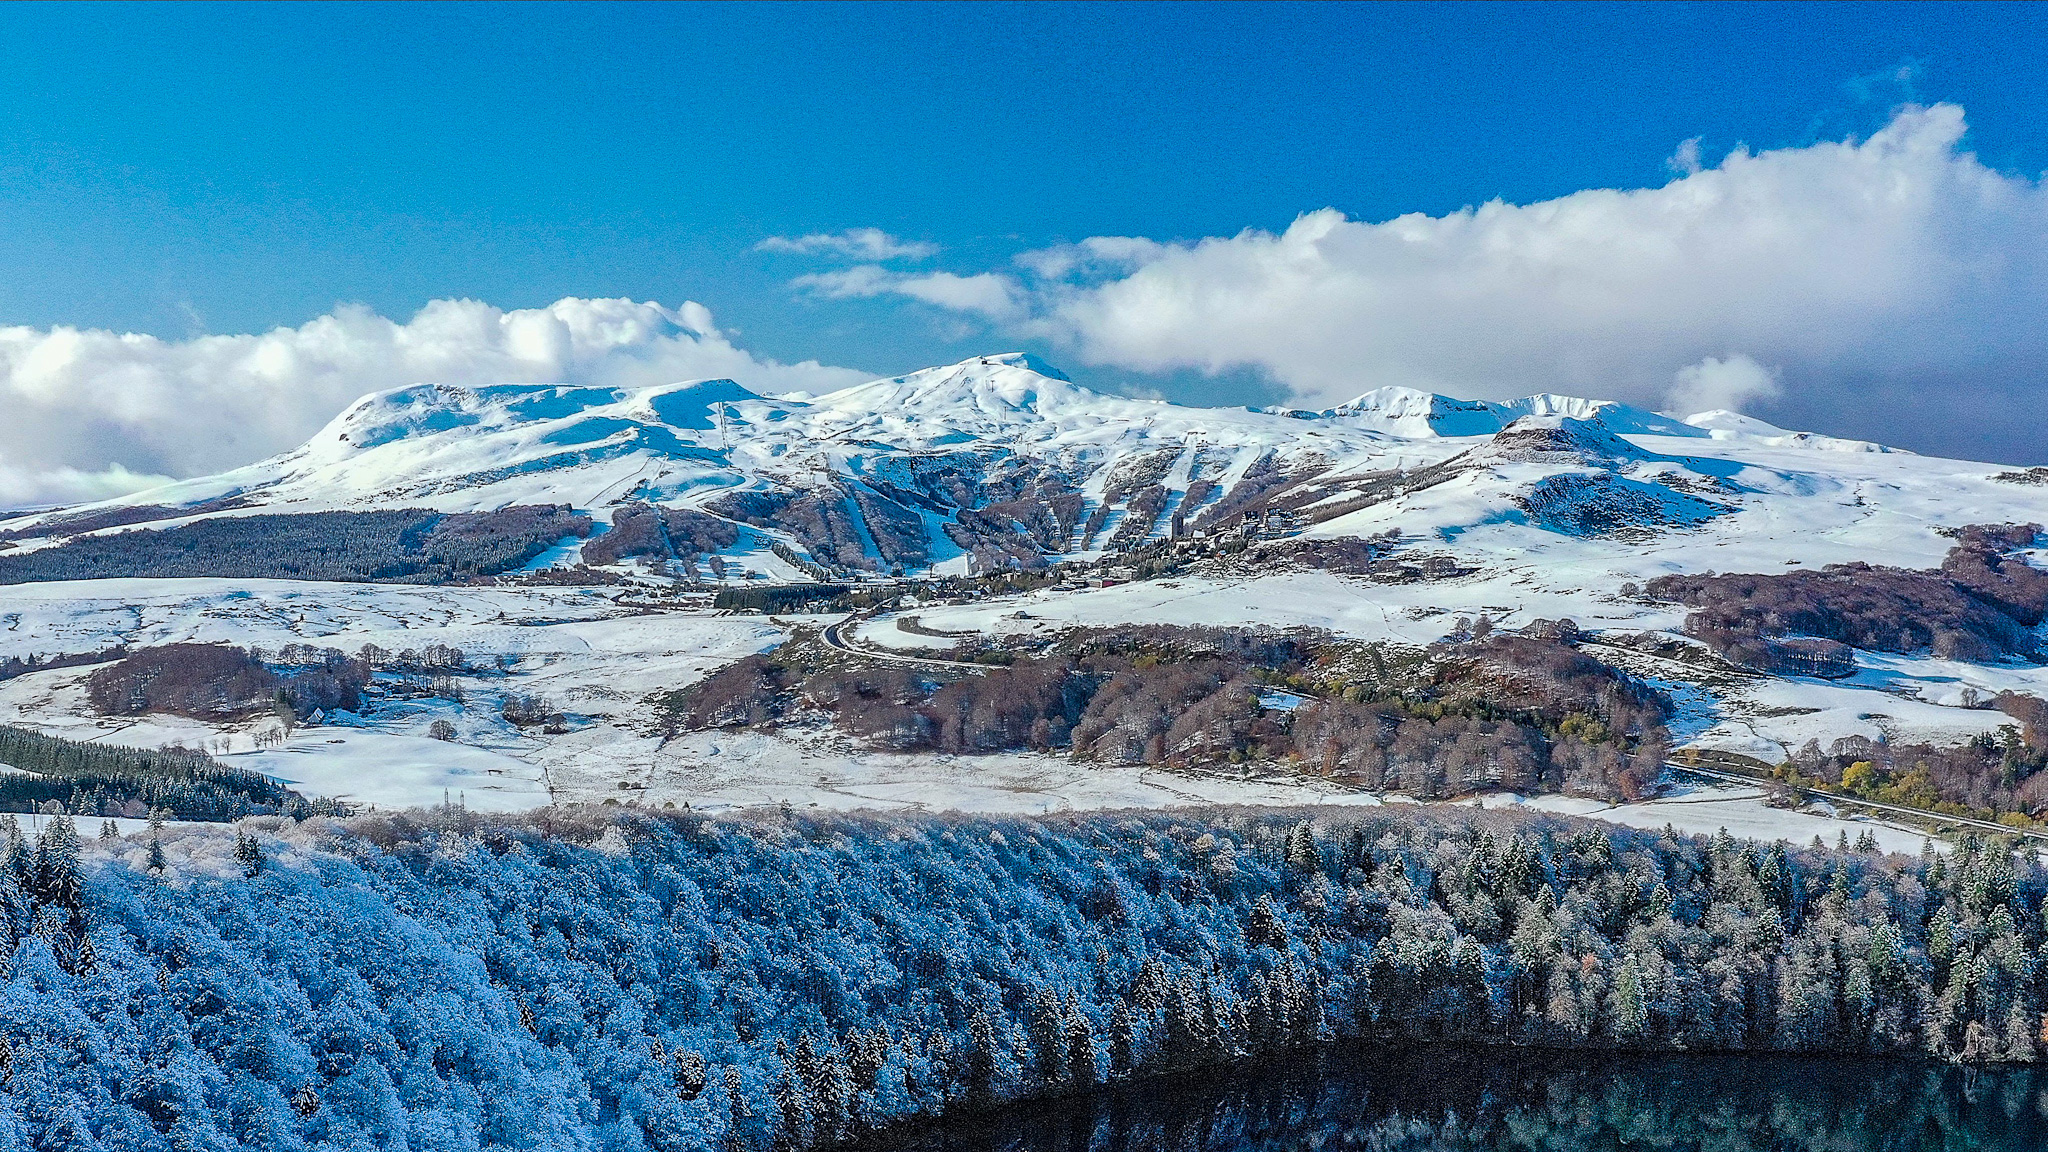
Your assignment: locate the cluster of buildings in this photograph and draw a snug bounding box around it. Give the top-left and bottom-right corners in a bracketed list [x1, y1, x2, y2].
[1177, 506, 1299, 541]
[1159, 506, 1302, 558]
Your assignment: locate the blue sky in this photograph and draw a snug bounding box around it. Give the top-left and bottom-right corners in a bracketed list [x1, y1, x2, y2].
[4, 2, 2048, 499]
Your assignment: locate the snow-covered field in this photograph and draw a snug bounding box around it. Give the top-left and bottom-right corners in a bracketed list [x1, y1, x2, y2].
[1478, 780, 1934, 856]
[537, 726, 1391, 816]
[0, 578, 1388, 820]
[242, 729, 548, 812]
[863, 569, 1668, 652]
[0, 578, 779, 810]
[0, 574, 1955, 852]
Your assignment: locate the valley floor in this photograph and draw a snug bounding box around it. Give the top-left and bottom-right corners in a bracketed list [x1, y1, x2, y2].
[0, 575, 1995, 853]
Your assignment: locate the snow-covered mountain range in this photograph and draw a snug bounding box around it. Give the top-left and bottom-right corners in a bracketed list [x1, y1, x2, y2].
[5, 353, 2048, 838]
[2, 352, 2025, 584]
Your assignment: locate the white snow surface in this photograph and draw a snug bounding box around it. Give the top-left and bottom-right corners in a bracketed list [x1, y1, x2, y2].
[0, 573, 1979, 851]
[1475, 780, 1933, 856]
[11, 351, 2021, 584]
[2, 353, 2046, 847]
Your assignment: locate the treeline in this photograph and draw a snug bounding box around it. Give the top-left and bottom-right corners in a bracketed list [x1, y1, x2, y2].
[0, 725, 322, 819]
[0, 493, 250, 540]
[771, 542, 838, 582]
[1299, 630, 1671, 800]
[0, 505, 589, 585]
[712, 583, 851, 614]
[716, 483, 939, 576]
[1783, 693, 2048, 824]
[1077, 453, 1176, 552]
[1235, 533, 1468, 583]
[581, 503, 739, 573]
[1518, 471, 1729, 537]
[945, 481, 1082, 575]
[351, 641, 469, 675]
[1647, 522, 2048, 666]
[9, 805, 2047, 1145]
[701, 457, 1182, 578]
[665, 624, 1671, 802]
[0, 645, 127, 685]
[85, 643, 369, 721]
[658, 456, 1196, 582]
[1182, 451, 1425, 538]
[710, 581, 942, 616]
[1259, 533, 1396, 575]
[853, 488, 933, 573]
[711, 488, 883, 574]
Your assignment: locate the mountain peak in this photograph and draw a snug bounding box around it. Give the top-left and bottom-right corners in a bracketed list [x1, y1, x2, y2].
[804, 353, 1111, 429]
[1474, 414, 1648, 464]
[1682, 409, 1901, 454]
[978, 351, 1071, 381]
[1320, 387, 1701, 439]
[319, 378, 761, 455]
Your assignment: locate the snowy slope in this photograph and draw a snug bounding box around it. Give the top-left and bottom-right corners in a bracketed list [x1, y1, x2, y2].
[1313, 386, 1702, 439]
[8, 351, 2037, 588]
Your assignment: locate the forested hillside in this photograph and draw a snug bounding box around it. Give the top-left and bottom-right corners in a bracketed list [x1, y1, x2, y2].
[0, 725, 321, 821]
[1647, 522, 2048, 666]
[666, 624, 1674, 802]
[5, 804, 2044, 1148]
[85, 643, 371, 722]
[0, 505, 587, 585]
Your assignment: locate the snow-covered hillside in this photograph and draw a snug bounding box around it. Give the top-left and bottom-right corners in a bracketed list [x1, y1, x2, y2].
[1, 351, 2033, 585]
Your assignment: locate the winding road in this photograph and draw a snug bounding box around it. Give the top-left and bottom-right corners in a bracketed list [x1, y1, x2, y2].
[1669, 761, 2048, 843]
[820, 614, 992, 671]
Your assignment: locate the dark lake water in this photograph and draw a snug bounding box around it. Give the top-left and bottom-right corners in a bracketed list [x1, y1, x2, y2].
[883, 1048, 2048, 1151]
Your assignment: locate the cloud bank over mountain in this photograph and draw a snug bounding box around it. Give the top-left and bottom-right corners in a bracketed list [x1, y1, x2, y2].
[12, 103, 2048, 509]
[879, 105, 2048, 462]
[0, 297, 869, 507]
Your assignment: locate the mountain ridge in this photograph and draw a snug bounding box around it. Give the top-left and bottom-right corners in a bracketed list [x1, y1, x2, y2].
[0, 355, 2009, 582]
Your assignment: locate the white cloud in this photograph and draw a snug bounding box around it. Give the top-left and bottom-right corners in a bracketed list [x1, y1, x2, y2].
[1667, 136, 1704, 177]
[793, 265, 1024, 320]
[1020, 105, 2034, 405]
[0, 463, 177, 511]
[890, 272, 1024, 318]
[791, 265, 896, 299]
[1668, 354, 1780, 414]
[870, 104, 2048, 459]
[757, 228, 939, 261]
[0, 297, 870, 508]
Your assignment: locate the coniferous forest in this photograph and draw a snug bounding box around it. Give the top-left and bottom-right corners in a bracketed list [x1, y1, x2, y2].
[0, 725, 321, 821]
[4, 803, 2045, 1147]
[0, 506, 589, 586]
